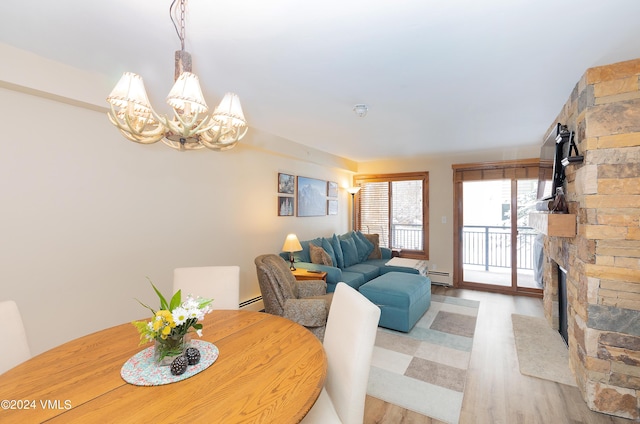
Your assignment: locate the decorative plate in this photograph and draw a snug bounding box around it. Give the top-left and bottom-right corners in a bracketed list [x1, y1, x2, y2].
[121, 339, 218, 386]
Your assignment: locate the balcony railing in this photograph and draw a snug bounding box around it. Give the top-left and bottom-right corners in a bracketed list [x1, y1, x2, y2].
[463, 225, 537, 271]
[381, 224, 537, 271]
[390, 224, 423, 251]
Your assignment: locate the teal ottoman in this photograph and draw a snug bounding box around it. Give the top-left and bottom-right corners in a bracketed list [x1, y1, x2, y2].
[358, 272, 431, 332]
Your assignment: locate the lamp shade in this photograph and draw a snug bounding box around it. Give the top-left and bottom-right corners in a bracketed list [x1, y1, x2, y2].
[346, 186, 361, 195]
[166, 72, 209, 116]
[213, 93, 247, 127]
[107, 72, 153, 114]
[282, 234, 303, 252]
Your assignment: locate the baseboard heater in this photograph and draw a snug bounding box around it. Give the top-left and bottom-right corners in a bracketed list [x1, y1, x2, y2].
[428, 270, 452, 287]
[239, 296, 264, 312]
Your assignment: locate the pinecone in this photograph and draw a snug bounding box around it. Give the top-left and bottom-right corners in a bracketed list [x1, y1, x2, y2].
[170, 355, 188, 376]
[185, 347, 201, 365]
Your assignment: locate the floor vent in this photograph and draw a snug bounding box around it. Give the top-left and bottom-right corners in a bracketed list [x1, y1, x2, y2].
[428, 270, 452, 286]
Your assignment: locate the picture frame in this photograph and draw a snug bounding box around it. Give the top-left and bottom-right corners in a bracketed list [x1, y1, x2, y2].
[297, 176, 327, 217]
[278, 196, 294, 216]
[327, 199, 338, 215]
[327, 181, 338, 198]
[278, 173, 295, 194]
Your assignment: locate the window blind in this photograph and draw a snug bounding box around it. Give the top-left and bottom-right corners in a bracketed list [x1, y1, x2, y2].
[359, 182, 389, 246]
[354, 172, 429, 258]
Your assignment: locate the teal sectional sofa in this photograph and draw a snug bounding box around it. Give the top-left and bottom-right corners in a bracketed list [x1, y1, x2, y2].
[279, 231, 421, 293]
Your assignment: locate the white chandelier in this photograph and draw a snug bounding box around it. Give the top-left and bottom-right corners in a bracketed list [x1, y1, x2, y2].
[106, 0, 247, 151]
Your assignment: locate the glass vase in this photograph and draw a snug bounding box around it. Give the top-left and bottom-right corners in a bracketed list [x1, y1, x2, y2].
[154, 333, 190, 366]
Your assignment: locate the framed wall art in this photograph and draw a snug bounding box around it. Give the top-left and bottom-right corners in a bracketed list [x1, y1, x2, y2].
[327, 199, 338, 215]
[278, 173, 295, 194]
[327, 181, 338, 198]
[297, 176, 327, 216]
[278, 196, 294, 216]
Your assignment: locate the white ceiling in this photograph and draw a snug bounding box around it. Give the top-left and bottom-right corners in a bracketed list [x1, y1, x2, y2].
[2, 0, 640, 161]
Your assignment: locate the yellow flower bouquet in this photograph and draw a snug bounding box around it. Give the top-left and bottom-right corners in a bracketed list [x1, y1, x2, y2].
[132, 281, 213, 365]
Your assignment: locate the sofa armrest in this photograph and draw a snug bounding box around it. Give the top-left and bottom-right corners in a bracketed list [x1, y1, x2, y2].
[380, 247, 392, 259]
[283, 298, 329, 327]
[294, 262, 342, 285]
[297, 280, 327, 297]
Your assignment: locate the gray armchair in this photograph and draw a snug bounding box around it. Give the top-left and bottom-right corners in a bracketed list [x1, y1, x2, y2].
[255, 254, 333, 340]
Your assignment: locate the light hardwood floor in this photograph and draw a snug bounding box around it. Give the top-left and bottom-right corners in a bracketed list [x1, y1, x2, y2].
[363, 286, 634, 424]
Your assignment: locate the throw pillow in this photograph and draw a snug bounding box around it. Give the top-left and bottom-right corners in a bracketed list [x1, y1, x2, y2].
[353, 231, 374, 261]
[362, 233, 382, 259]
[331, 234, 344, 268]
[309, 243, 333, 266]
[340, 238, 359, 268]
[321, 237, 337, 267]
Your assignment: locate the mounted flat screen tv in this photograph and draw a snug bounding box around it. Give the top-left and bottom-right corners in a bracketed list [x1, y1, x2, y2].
[537, 123, 568, 201]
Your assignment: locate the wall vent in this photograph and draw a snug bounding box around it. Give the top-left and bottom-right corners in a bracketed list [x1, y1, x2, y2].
[239, 296, 264, 312]
[428, 270, 452, 286]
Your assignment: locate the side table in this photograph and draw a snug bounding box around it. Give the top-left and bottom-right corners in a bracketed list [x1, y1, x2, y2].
[291, 268, 328, 282]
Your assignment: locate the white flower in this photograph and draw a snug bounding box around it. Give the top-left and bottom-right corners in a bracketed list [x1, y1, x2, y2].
[172, 307, 189, 326]
[182, 296, 198, 310]
[196, 329, 203, 337]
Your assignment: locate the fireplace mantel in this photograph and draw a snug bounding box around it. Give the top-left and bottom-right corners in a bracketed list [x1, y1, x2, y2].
[529, 212, 576, 237]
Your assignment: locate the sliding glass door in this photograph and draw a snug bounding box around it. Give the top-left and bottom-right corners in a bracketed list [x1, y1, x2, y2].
[462, 179, 513, 287]
[515, 178, 539, 289]
[453, 160, 542, 296]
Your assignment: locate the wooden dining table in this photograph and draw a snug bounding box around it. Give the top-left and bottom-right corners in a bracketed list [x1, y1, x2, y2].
[0, 310, 327, 423]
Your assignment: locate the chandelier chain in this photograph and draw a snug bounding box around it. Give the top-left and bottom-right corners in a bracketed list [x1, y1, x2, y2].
[170, 0, 187, 51]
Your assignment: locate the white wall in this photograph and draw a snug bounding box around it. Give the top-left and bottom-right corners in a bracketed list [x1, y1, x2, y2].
[0, 84, 352, 355]
[0, 43, 543, 355]
[357, 146, 540, 278]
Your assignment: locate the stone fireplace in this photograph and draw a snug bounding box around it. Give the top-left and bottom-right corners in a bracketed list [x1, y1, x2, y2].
[540, 58, 640, 420]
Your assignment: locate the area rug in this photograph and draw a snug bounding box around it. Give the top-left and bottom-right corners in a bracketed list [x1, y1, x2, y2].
[511, 314, 577, 387]
[367, 295, 479, 424]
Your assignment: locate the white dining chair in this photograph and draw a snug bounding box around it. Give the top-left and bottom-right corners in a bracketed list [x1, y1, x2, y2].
[0, 300, 31, 375]
[173, 266, 240, 310]
[301, 282, 381, 424]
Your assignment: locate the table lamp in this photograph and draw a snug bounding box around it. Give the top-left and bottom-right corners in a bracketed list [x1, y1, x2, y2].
[282, 233, 303, 271]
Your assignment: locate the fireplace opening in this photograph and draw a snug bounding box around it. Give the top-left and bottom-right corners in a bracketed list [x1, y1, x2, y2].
[558, 265, 568, 346]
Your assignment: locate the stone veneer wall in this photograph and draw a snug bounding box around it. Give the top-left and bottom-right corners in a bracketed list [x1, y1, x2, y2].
[541, 58, 640, 419]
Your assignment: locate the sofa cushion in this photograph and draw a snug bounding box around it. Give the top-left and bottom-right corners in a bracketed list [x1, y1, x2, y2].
[321, 237, 337, 267]
[292, 237, 321, 263]
[343, 263, 380, 282]
[362, 233, 382, 259]
[353, 231, 374, 262]
[359, 272, 431, 332]
[331, 234, 344, 269]
[310, 242, 333, 266]
[364, 258, 421, 275]
[380, 264, 420, 275]
[380, 247, 392, 259]
[336, 271, 366, 291]
[340, 237, 359, 268]
[362, 258, 389, 268]
[359, 272, 430, 306]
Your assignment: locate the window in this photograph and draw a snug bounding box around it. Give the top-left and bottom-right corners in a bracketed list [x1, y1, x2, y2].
[354, 172, 429, 259]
